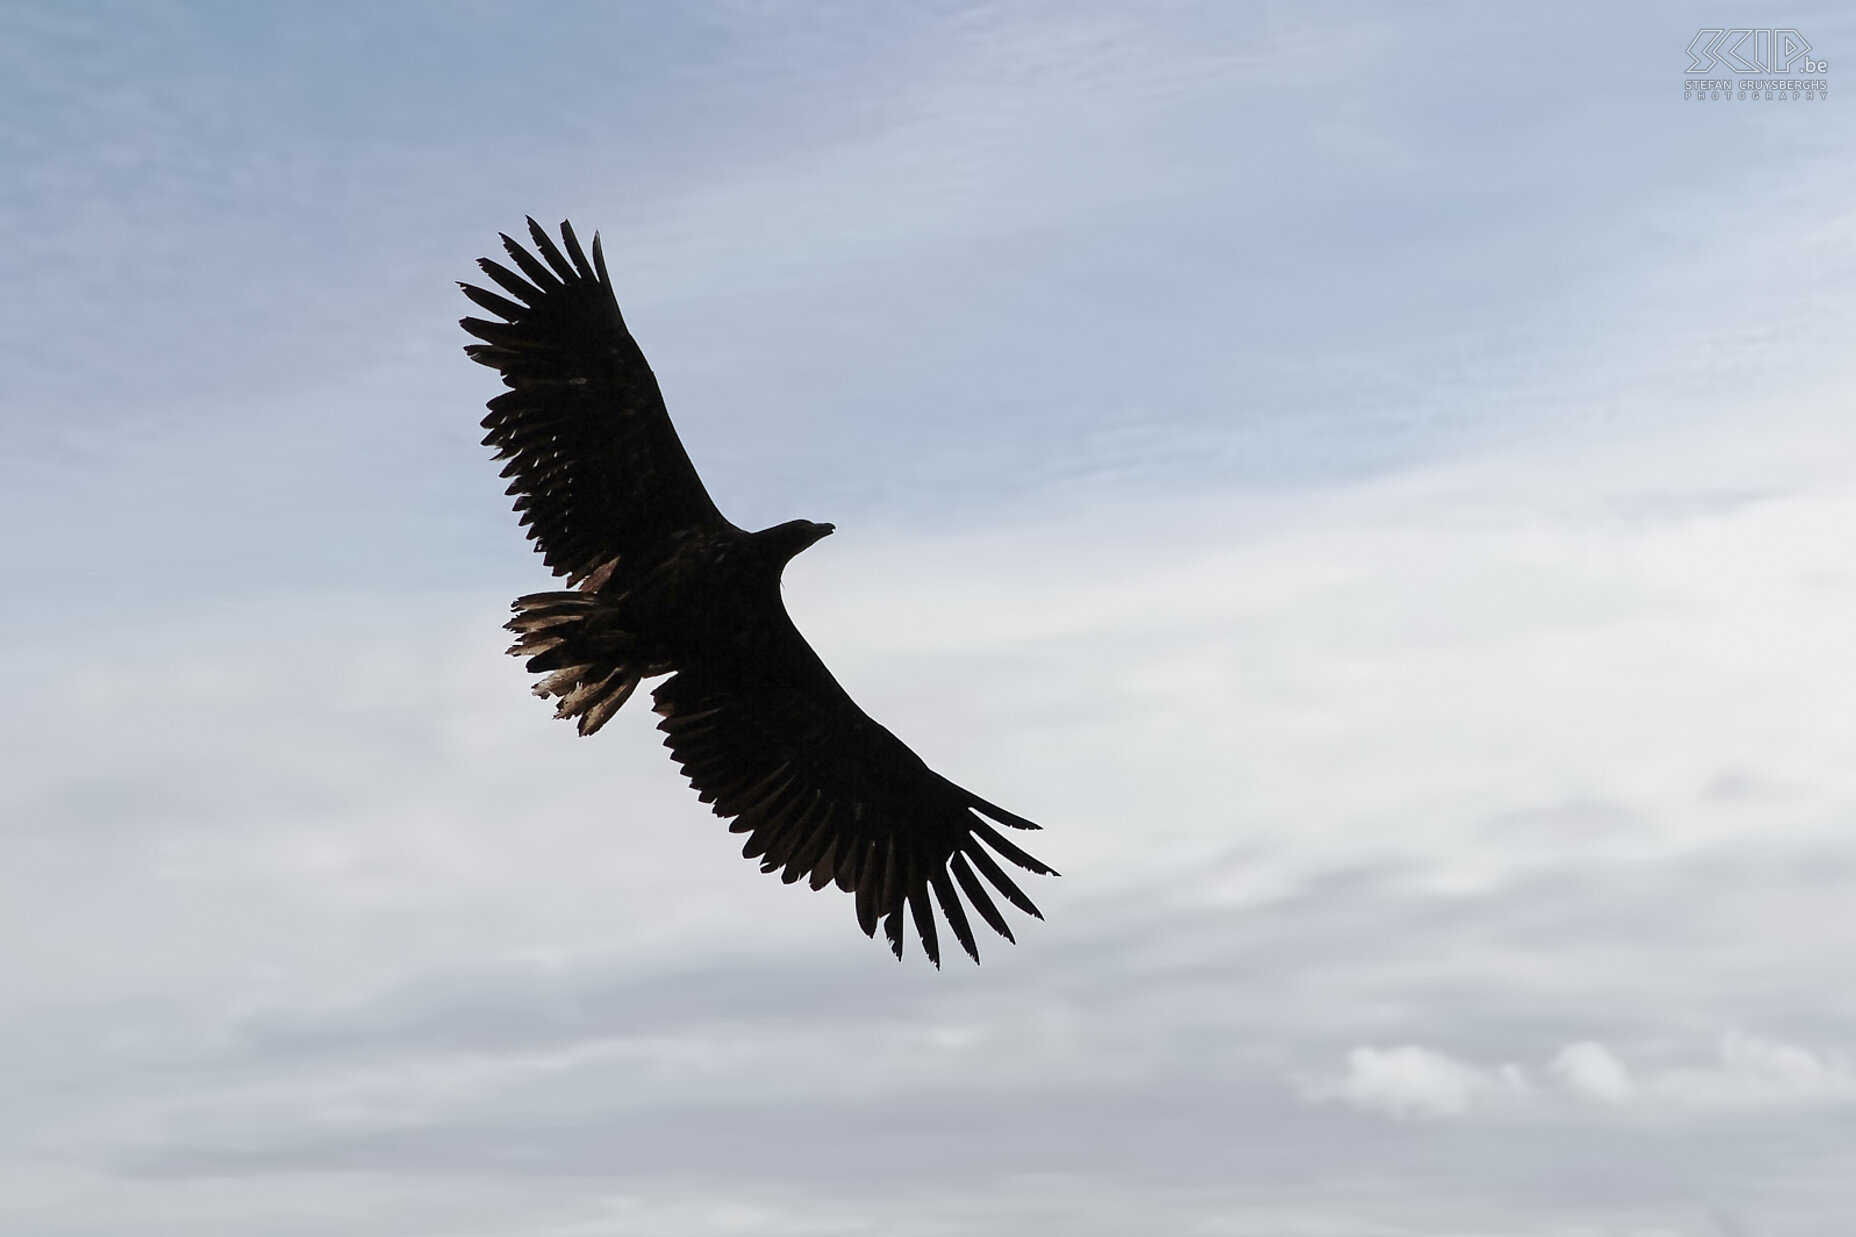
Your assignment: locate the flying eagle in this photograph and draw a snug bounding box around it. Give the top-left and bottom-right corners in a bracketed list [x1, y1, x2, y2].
[460, 219, 1055, 965]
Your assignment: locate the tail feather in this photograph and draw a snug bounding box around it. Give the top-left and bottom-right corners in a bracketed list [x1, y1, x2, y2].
[506, 591, 648, 736]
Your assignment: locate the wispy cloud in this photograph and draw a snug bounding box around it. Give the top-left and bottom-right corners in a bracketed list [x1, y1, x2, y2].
[10, 391, 1856, 1231]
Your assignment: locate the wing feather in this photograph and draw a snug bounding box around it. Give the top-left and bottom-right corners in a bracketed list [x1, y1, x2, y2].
[907, 867, 940, 970]
[652, 620, 1056, 965]
[928, 867, 979, 964]
[950, 852, 1016, 944]
[462, 218, 731, 586]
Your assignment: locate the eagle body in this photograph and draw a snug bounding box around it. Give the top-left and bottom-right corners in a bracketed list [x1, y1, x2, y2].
[462, 219, 1054, 965]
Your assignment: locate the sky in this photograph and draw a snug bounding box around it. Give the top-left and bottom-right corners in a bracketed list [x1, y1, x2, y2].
[2, 2, 1855, 1233]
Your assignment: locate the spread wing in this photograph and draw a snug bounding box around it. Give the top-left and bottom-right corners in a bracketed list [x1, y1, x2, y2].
[652, 615, 1057, 967]
[461, 218, 730, 586]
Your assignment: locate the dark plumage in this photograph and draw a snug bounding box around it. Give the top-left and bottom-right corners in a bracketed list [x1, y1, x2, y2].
[461, 219, 1055, 965]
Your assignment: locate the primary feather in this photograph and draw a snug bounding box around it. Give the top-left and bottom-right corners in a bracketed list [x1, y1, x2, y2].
[462, 219, 1055, 965]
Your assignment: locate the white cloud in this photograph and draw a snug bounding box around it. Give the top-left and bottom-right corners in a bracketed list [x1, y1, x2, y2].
[1328, 1034, 1856, 1121]
[1551, 1041, 1634, 1105]
[1315, 1045, 1530, 1119]
[1574, 1031, 1856, 1115]
[1647, 1031, 1856, 1113]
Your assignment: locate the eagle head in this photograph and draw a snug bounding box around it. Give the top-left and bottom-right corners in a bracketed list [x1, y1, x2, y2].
[758, 518, 835, 564]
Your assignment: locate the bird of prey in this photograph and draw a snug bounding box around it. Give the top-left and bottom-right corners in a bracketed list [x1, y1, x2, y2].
[460, 219, 1055, 965]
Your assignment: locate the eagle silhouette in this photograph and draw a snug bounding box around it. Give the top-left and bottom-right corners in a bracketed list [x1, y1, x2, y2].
[461, 219, 1055, 965]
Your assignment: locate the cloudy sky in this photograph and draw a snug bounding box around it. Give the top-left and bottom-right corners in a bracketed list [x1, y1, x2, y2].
[3, 2, 1855, 1233]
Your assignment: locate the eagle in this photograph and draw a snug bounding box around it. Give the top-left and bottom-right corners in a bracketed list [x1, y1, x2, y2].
[460, 219, 1055, 966]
